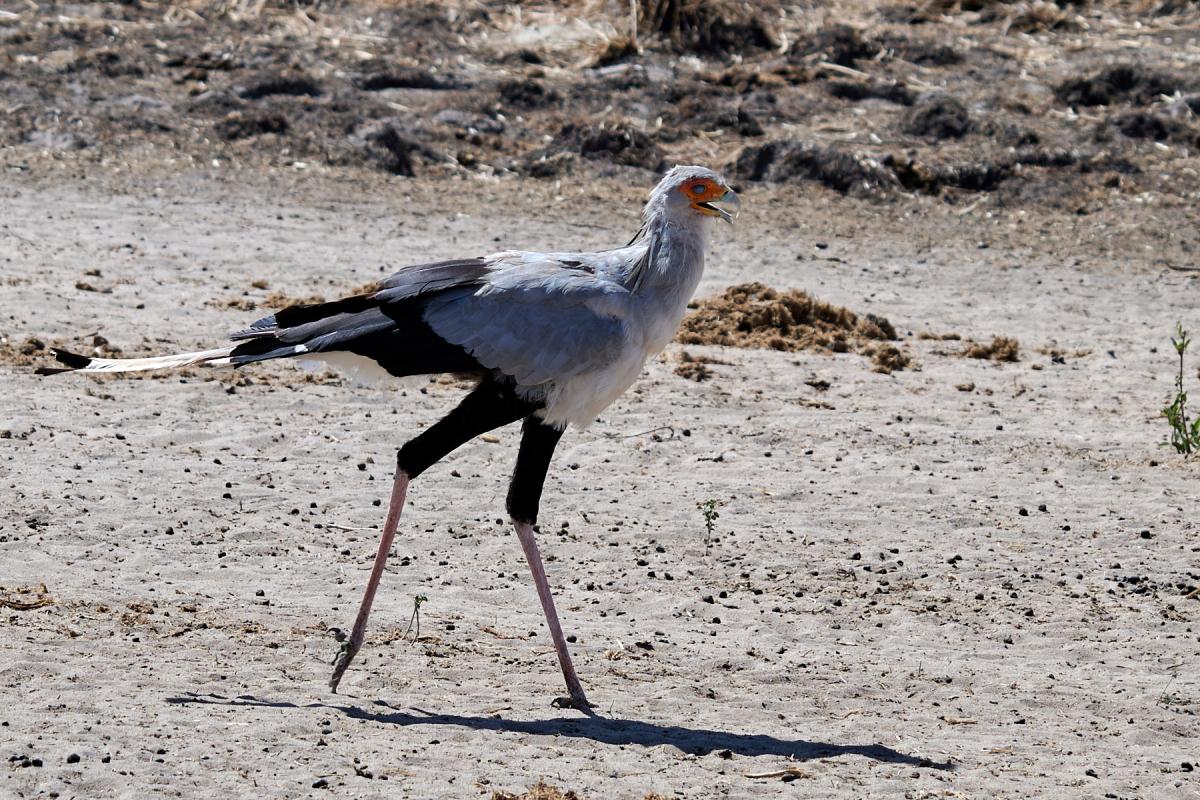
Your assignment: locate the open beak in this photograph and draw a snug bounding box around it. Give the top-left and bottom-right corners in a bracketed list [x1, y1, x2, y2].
[705, 188, 741, 224]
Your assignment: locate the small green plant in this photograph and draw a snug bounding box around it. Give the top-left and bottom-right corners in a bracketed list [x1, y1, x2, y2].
[402, 593, 428, 644]
[697, 498, 723, 553]
[1162, 323, 1200, 456]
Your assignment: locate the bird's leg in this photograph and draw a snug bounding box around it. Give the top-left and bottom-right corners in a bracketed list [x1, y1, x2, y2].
[330, 469, 408, 691]
[507, 416, 590, 709]
[328, 378, 536, 693]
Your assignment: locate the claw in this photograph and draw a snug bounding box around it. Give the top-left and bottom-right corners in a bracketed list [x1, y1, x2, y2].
[551, 694, 592, 711]
[329, 640, 357, 693]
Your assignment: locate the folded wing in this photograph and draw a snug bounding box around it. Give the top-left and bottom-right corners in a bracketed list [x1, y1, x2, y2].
[231, 255, 631, 388]
[416, 255, 629, 387]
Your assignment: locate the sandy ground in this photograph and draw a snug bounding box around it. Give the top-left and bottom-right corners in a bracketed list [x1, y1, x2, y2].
[2, 166, 1199, 799]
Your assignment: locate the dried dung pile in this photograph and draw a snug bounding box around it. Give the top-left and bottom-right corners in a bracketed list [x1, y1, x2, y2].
[676, 283, 910, 373]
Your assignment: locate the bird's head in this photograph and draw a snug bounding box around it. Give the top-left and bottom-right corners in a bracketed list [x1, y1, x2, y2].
[648, 165, 741, 226]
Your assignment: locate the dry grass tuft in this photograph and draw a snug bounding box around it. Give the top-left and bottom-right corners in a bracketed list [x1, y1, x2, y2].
[492, 780, 581, 800]
[964, 336, 1020, 361]
[676, 282, 910, 372]
[674, 350, 731, 381]
[0, 584, 55, 611]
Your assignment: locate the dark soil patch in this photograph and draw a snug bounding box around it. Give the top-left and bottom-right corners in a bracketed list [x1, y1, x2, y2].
[498, 78, 563, 110]
[1055, 64, 1189, 108]
[881, 33, 964, 66]
[1109, 111, 1199, 145]
[240, 72, 322, 101]
[552, 122, 665, 171]
[677, 283, 909, 373]
[358, 67, 455, 92]
[902, 93, 970, 140]
[791, 24, 881, 67]
[886, 154, 1014, 193]
[664, 96, 763, 140]
[728, 140, 898, 196]
[70, 49, 145, 79]
[640, 0, 781, 55]
[215, 111, 289, 141]
[352, 122, 440, 176]
[881, 148, 1135, 196]
[187, 91, 246, 116]
[826, 79, 916, 106]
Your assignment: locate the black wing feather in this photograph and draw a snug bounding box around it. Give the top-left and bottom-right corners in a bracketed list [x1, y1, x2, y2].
[227, 258, 491, 378]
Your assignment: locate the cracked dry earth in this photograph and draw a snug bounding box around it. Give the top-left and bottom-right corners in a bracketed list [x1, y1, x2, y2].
[1, 169, 1198, 799]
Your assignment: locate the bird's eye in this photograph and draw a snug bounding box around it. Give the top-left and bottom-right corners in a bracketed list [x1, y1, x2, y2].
[691, 184, 706, 194]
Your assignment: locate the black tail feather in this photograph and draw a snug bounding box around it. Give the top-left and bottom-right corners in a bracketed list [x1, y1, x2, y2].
[35, 348, 92, 375]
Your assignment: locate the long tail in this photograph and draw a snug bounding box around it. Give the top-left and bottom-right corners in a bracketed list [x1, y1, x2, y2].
[36, 346, 235, 376]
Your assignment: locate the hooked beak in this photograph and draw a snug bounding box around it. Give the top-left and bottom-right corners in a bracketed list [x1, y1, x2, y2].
[705, 188, 741, 224]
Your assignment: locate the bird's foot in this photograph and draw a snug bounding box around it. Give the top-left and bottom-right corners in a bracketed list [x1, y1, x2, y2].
[328, 638, 359, 693]
[551, 693, 592, 711]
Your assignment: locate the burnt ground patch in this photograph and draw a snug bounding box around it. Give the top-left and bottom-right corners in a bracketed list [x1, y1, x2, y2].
[239, 71, 323, 101]
[728, 140, 898, 196]
[555, 121, 665, 172]
[357, 66, 456, 92]
[902, 93, 971, 140]
[1055, 63, 1193, 108]
[1107, 110, 1200, 145]
[498, 78, 563, 110]
[790, 24, 882, 67]
[0, 0, 1195, 206]
[214, 111, 289, 141]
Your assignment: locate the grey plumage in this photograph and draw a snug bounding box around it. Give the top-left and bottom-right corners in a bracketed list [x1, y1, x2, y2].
[37, 166, 740, 706]
[40, 165, 739, 430]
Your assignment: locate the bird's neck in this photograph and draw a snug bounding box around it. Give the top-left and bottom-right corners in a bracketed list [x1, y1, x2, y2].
[628, 209, 710, 294]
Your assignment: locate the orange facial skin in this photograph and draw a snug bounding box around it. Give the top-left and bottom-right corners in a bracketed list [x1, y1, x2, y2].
[678, 178, 728, 217]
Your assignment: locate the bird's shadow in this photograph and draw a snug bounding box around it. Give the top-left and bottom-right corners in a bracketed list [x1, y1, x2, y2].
[167, 692, 952, 769]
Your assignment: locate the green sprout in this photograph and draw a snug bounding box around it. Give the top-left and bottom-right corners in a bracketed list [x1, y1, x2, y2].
[1162, 323, 1200, 456]
[402, 593, 428, 644]
[697, 498, 723, 553]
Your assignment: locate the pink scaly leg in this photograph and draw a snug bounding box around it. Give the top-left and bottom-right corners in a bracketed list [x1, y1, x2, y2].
[329, 470, 410, 692]
[513, 520, 590, 709]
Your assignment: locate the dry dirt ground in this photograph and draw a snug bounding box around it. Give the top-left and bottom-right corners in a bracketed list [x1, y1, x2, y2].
[3, 1, 1200, 798]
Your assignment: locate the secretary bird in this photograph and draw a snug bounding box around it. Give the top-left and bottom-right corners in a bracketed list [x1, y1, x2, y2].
[39, 165, 740, 709]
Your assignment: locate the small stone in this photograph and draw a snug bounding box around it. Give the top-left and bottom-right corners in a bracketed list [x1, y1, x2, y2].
[66, 753, 80, 764]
